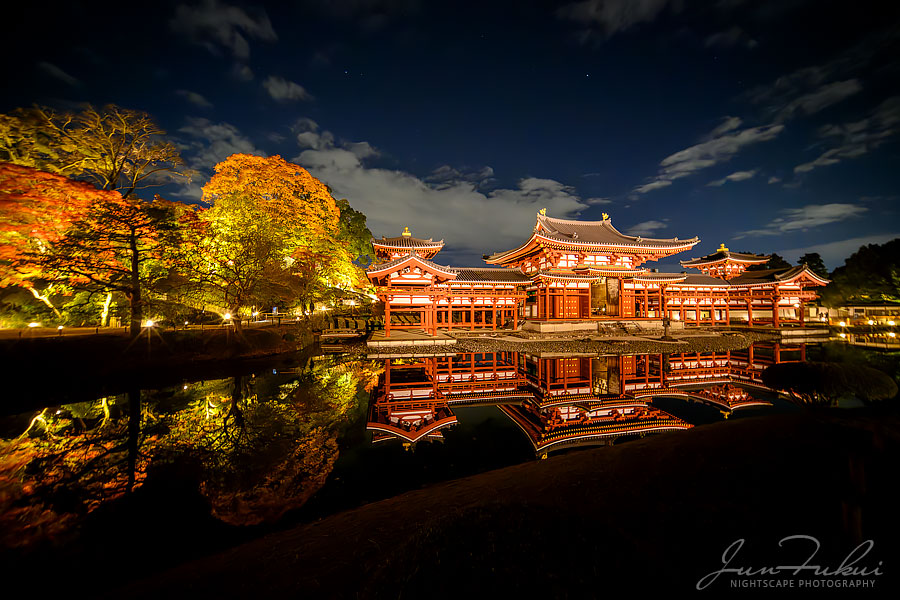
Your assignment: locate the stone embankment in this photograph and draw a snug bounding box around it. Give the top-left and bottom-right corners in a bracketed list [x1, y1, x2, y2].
[357, 328, 778, 356]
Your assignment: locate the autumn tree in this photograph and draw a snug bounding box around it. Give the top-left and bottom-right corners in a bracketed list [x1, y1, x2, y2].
[0, 163, 105, 317]
[0, 163, 184, 335]
[178, 154, 362, 323]
[41, 194, 185, 336]
[0, 104, 189, 198]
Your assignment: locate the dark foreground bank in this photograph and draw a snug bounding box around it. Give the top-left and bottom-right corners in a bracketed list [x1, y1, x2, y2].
[112, 409, 900, 598]
[0, 325, 314, 413]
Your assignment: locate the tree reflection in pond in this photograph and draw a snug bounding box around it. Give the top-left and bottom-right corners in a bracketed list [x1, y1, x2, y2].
[0, 356, 382, 546]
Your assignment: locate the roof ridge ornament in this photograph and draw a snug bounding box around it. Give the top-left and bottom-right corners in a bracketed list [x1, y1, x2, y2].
[718, 242, 729, 252]
[602, 213, 609, 221]
[538, 208, 547, 216]
[402, 226, 411, 237]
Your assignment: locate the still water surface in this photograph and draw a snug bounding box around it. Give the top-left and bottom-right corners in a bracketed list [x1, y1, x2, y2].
[0, 341, 838, 549]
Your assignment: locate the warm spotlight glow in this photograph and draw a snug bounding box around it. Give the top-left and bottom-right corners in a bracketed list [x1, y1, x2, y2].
[839, 321, 846, 327]
[28, 322, 40, 328]
[890, 332, 897, 338]
[223, 312, 232, 320]
[183, 384, 188, 390]
[839, 332, 846, 338]
[868, 320, 875, 325]
[252, 311, 259, 317]
[792, 302, 800, 308]
[889, 320, 896, 326]
[145, 320, 154, 327]
[57, 325, 63, 330]
[184, 321, 189, 325]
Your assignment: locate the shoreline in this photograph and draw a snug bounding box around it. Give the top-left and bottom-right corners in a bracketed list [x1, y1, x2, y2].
[355, 328, 784, 356]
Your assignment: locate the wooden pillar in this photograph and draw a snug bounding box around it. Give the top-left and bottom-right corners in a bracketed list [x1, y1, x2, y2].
[492, 287, 497, 331]
[470, 296, 475, 331]
[385, 295, 391, 338]
[772, 295, 780, 328]
[431, 300, 437, 335]
[799, 300, 805, 325]
[562, 284, 568, 320]
[545, 283, 551, 320]
[747, 298, 753, 327]
[643, 287, 649, 318]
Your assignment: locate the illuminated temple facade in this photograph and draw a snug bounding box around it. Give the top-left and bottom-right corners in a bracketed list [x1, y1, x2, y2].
[367, 214, 829, 336]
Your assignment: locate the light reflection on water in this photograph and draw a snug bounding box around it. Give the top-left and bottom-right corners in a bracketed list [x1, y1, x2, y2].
[0, 342, 807, 548]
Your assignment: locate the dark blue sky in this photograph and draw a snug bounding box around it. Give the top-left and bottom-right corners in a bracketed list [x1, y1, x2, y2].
[4, 0, 899, 269]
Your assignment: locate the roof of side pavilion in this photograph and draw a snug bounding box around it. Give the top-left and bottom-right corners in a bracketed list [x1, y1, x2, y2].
[372, 227, 444, 252]
[681, 244, 769, 268]
[485, 214, 700, 264]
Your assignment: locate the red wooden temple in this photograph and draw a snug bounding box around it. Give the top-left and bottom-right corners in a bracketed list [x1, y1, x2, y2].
[368, 212, 829, 335]
[367, 229, 530, 336]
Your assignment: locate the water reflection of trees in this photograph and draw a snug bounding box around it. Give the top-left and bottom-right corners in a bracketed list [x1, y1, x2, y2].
[0, 357, 382, 547]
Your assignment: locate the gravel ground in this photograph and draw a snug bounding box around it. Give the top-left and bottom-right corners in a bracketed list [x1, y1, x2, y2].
[350, 329, 779, 356]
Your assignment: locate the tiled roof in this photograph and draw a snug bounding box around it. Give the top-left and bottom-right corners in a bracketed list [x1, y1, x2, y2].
[681, 249, 769, 267]
[631, 272, 689, 283]
[486, 215, 699, 262]
[535, 215, 699, 249]
[373, 235, 444, 249]
[366, 254, 457, 277]
[677, 274, 732, 287]
[452, 268, 531, 283]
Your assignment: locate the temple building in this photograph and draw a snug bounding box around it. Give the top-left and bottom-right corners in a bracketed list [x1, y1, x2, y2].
[367, 229, 530, 337]
[484, 212, 701, 320]
[368, 212, 829, 334]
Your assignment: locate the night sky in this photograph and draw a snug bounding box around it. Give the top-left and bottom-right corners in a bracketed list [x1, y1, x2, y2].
[3, 0, 899, 269]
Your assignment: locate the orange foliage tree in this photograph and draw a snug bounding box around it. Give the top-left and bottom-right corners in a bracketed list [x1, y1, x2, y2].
[0, 163, 184, 335]
[177, 154, 362, 322]
[0, 164, 110, 316]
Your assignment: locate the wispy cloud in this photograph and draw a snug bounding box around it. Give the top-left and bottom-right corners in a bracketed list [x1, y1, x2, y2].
[36, 62, 80, 86]
[779, 233, 899, 270]
[774, 79, 862, 122]
[170, 0, 277, 59]
[794, 96, 900, 174]
[707, 169, 758, 187]
[175, 118, 267, 198]
[556, 0, 674, 43]
[626, 220, 668, 236]
[232, 63, 254, 81]
[736, 203, 868, 238]
[704, 26, 757, 49]
[634, 122, 782, 193]
[175, 89, 213, 108]
[263, 76, 313, 101]
[290, 120, 595, 263]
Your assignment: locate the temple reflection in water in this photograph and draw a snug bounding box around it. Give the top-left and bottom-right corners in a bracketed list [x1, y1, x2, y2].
[368, 342, 805, 455]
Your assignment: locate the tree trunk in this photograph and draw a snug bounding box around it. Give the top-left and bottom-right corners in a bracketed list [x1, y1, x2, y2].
[126, 386, 141, 493]
[128, 228, 143, 338]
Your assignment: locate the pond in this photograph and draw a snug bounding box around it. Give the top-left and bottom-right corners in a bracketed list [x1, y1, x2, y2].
[0, 340, 894, 584]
